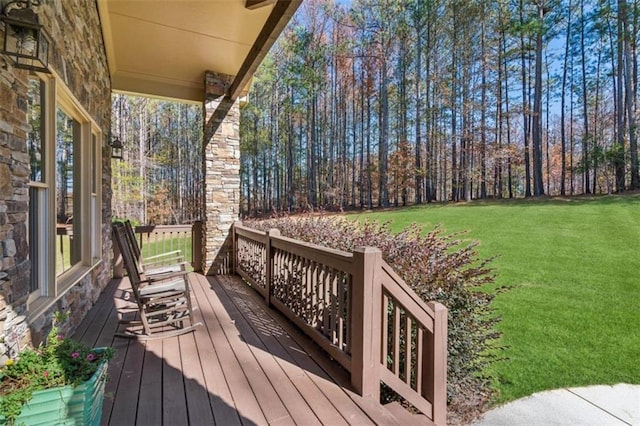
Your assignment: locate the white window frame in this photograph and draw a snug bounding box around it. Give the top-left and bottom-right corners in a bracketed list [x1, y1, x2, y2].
[27, 70, 103, 319]
[91, 133, 102, 261]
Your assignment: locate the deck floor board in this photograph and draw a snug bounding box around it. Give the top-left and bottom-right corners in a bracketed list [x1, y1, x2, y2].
[137, 338, 163, 426]
[74, 273, 410, 425]
[162, 334, 189, 426]
[217, 277, 355, 426]
[212, 276, 322, 426]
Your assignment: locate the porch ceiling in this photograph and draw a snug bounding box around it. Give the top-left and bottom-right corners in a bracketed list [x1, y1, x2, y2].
[97, 0, 299, 102]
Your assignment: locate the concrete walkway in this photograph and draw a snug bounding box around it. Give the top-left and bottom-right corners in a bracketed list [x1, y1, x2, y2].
[472, 384, 640, 426]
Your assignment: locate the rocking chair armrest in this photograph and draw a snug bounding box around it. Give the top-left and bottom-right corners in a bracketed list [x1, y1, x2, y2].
[144, 263, 187, 276]
[144, 269, 189, 283]
[142, 256, 185, 268]
[142, 250, 183, 262]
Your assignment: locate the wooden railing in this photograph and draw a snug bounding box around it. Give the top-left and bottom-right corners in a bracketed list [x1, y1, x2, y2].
[113, 221, 203, 277]
[232, 223, 447, 425]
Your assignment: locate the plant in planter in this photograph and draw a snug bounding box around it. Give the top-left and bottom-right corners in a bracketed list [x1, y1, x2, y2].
[0, 312, 114, 425]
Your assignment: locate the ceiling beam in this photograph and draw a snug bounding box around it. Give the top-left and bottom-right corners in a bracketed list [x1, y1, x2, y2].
[228, 0, 301, 100]
[245, 0, 277, 10]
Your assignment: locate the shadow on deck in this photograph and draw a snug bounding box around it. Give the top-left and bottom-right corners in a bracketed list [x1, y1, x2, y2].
[74, 273, 415, 425]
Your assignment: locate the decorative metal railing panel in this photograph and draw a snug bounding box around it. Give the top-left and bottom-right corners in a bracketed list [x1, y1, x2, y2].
[235, 230, 267, 295]
[271, 246, 352, 354]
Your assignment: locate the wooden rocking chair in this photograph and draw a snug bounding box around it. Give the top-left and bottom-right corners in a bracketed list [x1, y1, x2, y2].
[113, 224, 201, 340]
[122, 220, 185, 276]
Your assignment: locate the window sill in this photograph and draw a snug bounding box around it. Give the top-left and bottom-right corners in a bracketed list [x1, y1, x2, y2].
[27, 260, 103, 324]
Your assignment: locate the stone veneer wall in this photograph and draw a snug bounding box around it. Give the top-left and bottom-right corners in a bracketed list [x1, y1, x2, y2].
[202, 93, 240, 275]
[0, 0, 111, 356]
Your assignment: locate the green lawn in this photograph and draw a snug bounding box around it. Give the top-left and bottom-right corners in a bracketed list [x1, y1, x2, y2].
[350, 194, 640, 403]
[55, 235, 72, 276]
[139, 235, 194, 271]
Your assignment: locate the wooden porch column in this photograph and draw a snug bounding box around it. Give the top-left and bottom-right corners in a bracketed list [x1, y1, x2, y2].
[202, 72, 240, 274]
[112, 229, 124, 278]
[230, 220, 242, 274]
[351, 246, 382, 399]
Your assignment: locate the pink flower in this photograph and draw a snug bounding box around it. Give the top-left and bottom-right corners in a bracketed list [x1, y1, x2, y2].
[71, 352, 80, 359]
[86, 353, 96, 362]
[56, 334, 64, 341]
[43, 371, 49, 378]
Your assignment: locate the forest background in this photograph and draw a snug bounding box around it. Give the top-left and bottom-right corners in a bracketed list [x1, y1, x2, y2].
[111, 0, 640, 222]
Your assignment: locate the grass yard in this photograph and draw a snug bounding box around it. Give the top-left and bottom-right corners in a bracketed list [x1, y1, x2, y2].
[55, 234, 72, 276]
[349, 194, 640, 403]
[139, 235, 194, 271]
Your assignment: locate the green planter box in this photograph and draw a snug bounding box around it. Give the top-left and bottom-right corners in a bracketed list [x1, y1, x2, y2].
[1, 348, 109, 426]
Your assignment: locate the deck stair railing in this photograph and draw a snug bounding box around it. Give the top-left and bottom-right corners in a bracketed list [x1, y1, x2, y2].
[232, 222, 447, 425]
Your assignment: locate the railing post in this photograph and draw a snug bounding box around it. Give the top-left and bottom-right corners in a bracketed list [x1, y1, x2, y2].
[426, 301, 448, 425]
[351, 246, 382, 400]
[265, 229, 280, 307]
[231, 221, 242, 275]
[192, 220, 203, 272]
[112, 229, 124, 278]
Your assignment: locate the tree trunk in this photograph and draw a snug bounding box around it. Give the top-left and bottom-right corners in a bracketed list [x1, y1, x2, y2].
[560, 0, 571, 196]
[532, 2, 545, 196]
[520, 0, 532, 197]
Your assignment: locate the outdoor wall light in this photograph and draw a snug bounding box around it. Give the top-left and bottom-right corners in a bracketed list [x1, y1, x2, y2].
[0, 0, 50, 73]
[111, 137, 123, 160]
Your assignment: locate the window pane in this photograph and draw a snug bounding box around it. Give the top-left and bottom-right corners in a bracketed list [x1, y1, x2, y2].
[27, 77, 45, 293]
[28, 78, 44, 182]
[55, 109, 81, 275]
[28, 186, 39, 292]
[92, 195, 98, 259]
[91, 134, 98, 259]
[91, 134, 97, 194]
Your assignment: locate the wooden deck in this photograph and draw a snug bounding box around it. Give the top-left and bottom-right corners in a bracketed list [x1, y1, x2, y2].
[74, 273, 424, 425]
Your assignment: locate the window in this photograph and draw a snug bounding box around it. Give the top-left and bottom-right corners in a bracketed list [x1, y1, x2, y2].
[28, 77, 47, 295]
[27, 72, 103, 313]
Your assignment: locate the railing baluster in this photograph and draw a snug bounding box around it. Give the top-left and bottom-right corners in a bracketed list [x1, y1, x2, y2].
[312, 261, 319, 324]
[162, 230, 167, 256]
[303, 257, 310, 320]
[279, 248, 284, 298]
[294, 254, 300, 314]
[345, 273, 352, 353]
[323, 267, 330, 338]
[405, 314, 412, 386]
[337, 271, 344, 349]
[331, 268, 338, 345]
[285, 253, 291, 305]
[311, 261, 318, 325]
[382, 292, 389, 369]
[416, 327, 424, 395]
[265, 229, 279, 306]
[393, 303, 401, 376]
